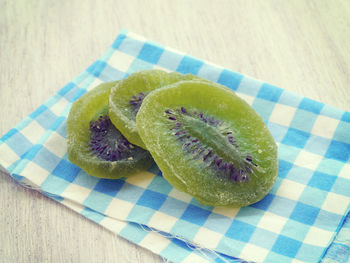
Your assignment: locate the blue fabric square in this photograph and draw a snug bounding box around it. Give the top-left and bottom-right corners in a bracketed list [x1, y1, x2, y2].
[94, 178, 125, 197]
[35, 109, 57, 130]
[137, 42, 164, 64]
[341, 112, 350, 123]
[278, 144, 301, 163]
[197, 63, 222, 82]
[52, 159, 80, 182]
[290, 110, 317, 132]
[98, 65, 125, 82]
[176, 56, 204, 75]
[250, 193, 274, 210]
[147, 175, 173, 195]
[137, 189, 167, 210]
[118, 37, 144, 57]
[304, 135, 331, 156]
[314, 209, 343, 231]
[235, 77, 262, 96]
[278, 160, 293, 178]
[323, 243, 350, 263]
[282, 128, 310, 148]
[252, 98, 276, 121]
[268, 196, 296, 218]
[86, 60, 107, 77]
[119, 222, 148, 244]
[81, 207, 105, 223]
[332, 177, 350, 197]
[1, 128, 18, 142]
[111, 32, 127, 49]
[278, 90, 303, 107]
[41, 175, 71, 195]
[295, 244, 325, 262]
[203, 213, 232, 234]
[73, 170, 99, 189]
[160, 239, 191, 263]
[235, 207, 263, 226]
[128, 59, 154, 73]
[249, 228, 278, 249]
[216, 237, 245, 258]
[299, 97, 324, 114]
[29, 105, 49, 119]
[325, 140, 350, 162]
[225, 220, 255, 242]
[321, 104, 344, 120]
[267, 123, 288, 143]
[181, 204, 211, 226]
[83, 190, 113, 213]
[272, 235, 302, 258]
[217, 69, 243, 91]
[298, 186, 327, 207]
[127, 205, 155, 223]
[33, 147, 61, 172]
[58, 82, 76, 97]
[257, 83, 283, 102]
[157, 49, 183, 71]
[6, 132, 32, 157]
[281, 218, 311, 242]
[308, 172, 336, 191]
[333, 121, 350, 144]
[116, 183, 145, 203]
[171, 220, 200, 240]
[159, 197, 188, 218]
[290, 202, 320, 225]
[317, 158, 343, 176]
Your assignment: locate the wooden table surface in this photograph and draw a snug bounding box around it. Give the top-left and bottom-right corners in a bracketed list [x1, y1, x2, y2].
[1, 1, 349, 262]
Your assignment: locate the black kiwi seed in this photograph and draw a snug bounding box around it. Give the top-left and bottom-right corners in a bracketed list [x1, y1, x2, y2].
[165, 107, 257, 182]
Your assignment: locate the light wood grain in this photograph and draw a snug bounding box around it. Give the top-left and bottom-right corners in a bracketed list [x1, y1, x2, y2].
[1, 0, 349, 262]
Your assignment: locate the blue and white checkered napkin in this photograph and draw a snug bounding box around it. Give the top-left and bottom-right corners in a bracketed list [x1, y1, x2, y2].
[1, 29, 350, 263]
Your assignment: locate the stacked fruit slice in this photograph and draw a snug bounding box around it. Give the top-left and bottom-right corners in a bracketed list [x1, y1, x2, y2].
[67, 70, 278, 207]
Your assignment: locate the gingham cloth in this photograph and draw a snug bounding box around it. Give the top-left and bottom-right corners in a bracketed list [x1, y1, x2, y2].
[1, 29, 349, 263]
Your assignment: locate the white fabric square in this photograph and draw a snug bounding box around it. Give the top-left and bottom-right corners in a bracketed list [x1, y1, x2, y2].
[126, 171, 155, 188]
[212, 207, 240, 218]
[257, 211, 288, 234]
[105, 198, 134, 219]
[62, 183, 92, 203]
[294, 150, 323, 170]
[50, 98, 69, 116]
[21, 161, 50, 186]
[139, 231, 171, 254]
[108, 51, 134, 73]
[311, 115, 339, 139]
[237, 93, 255, 106]
[168, 188, 193, 203]
[44, 132, 67, 158]
[240, 243, 269, 263]
[21, 121, 46, 144]
[0, 143, 19, 168]
[321, 192, 349, 215]
[276, 179, 305, 201]
[269, 103, 296, 127]
[303, 226, 334, 247]
[193, 227, 223, 249]
[182, 253, 209, 263]
[148, 212, 178, 233]
[100, 217, 127, 234]
[339, 163, 350, 179]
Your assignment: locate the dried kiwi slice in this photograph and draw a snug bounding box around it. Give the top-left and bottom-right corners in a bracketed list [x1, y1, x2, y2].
[67, 81, 153, 179]
[136, 81, 278, 207]
[109, 70, 198, 149]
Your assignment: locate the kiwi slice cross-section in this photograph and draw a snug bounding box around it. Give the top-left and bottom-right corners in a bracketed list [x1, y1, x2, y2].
[67, 81, 154, 179]
[109, 70, 198, 149]
[136, 80, 278, 207]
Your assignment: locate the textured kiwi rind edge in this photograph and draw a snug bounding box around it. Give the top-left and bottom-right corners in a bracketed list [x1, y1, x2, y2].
[67, 81, 154, 179]
[136, 80, 278, 207]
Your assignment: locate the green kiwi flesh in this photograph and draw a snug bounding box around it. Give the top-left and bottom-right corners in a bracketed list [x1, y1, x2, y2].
[136, 81, 278, 207]
[67, 81, 154, 179]
[109, 70, 198, 149]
